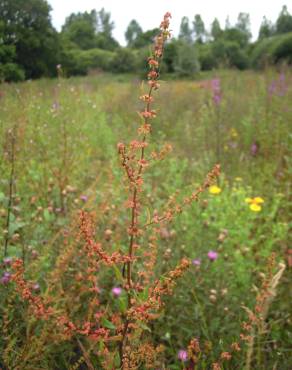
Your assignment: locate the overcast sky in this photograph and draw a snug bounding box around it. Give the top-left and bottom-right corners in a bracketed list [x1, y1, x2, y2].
[48, 0, 288, 44]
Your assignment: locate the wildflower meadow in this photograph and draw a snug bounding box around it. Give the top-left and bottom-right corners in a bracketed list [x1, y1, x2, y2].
[0, 11, 291, 370]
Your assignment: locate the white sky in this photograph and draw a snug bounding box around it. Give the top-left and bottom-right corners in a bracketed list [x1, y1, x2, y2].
[48, 0, 290, 44]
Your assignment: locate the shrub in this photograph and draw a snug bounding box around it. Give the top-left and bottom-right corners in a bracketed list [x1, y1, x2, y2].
[251, 32, 292, 68]
[0, 63, 25, 82]
[110, 48, 137, 73]
[62, 48, 115, 76]
[173, 41, 200, 77]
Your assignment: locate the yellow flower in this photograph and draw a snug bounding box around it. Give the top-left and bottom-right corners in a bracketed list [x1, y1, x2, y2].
[253, 197, 264, 204]
[235, 177, 242, 182]
[245, 196, 265, 212]
[250, 203, 261, 212]
[230, 128, 238, 138]
[209, 185, 222, 195]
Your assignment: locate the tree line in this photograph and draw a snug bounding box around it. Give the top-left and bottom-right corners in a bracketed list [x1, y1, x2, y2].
[1, 0, 292, 82]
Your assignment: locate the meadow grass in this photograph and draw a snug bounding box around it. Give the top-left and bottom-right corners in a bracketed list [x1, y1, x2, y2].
[0, 63, 291, 369]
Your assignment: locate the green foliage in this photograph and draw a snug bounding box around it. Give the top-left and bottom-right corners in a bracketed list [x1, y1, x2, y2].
[211, 18, 222, 41]
[0, 0, 60, 79]
[251, 32, 292, 68]
[61, 8, 119, 52]
[178, 16, 193, 44]
[258, 16, 275, 40]
[130, 28, 160, 49]
[193, 14, 206, 43]
[0, 62, 25, 82]
[276, 5, 292, 34]
[0, 69, 291, 369]
[62, 48, 115, 75]
[125, 20, 143, 47]
[173, 41, 200, 76]
[211, 40, 249, 69]
[110, 48, 137, 73]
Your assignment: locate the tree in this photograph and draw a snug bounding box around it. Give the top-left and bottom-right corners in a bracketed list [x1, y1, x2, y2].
[276, 5, 292, 34]
[62, 10, 97, 50]
[236, 12, 252, 44]
[258, 17, 275, 40]
[174, 41, 200, 76]
[0, 21, 25, 81]
[130, 28, 159, 49]
[62, 8, 119, 51]
[0, 0, 59, 79]
[225, 16, 231, 30]
[211, 18, 222, 40]
[178, 17, 193, 44]
[125, 20, 143, 47]
[193, 14, 206, 43]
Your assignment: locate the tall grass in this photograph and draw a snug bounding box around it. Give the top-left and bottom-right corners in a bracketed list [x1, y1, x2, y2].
[0, 13, 291, 370]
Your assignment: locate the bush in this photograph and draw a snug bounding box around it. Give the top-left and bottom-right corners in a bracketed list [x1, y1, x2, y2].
[198, 43, 217, 70]
[251, 32, 292, 68]
[173, 41, 200, 77]
[110, 48, 137, 73]
[0, 63, 25, 82]
[212, 40, 249, 70]
[62, 48, 115, 76]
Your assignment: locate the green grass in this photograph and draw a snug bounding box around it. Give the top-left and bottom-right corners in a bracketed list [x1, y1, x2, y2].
[0, 69, 291, 369]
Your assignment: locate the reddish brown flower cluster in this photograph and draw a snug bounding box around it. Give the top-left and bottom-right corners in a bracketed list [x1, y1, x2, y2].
[127, 258, 191, 322]
[187, 338, 201, 365]
[11, 259, 53, 319]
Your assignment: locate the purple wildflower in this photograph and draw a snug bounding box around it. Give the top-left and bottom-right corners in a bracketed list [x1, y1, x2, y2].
[178, 349, 188, 362]
[192, 259, 201, 266]
[250, 141, 259, 156]
[268, 73, 287, 97]
[52, 101, 60, 111]
[208, 250, 218, 261]
[3, 257, 12, 266]
[32, 283, 40, 291]
[211, 78, 222, 106]
[0, 272, 11, 285]
[80, 195, 88, 202]
[112, 287, 122, 297]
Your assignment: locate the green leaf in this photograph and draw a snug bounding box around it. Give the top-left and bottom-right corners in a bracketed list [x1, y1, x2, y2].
[9, 221, 26, 235]
[112, 263, 123, 283]
[43, 209, 52, 222]
[101, 318, 116, 330]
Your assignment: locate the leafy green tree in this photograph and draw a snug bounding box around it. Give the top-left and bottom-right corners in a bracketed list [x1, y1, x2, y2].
[95, 8, 118, 50]
[223, 28, 250, 48]
[0, 0, 59, 79]
[130, 28, 159, 49]
[163, 40, 179, 73]
[211, 18, 222, 40]
[236, 12, 252, 44]
[111, 48, 137, 73]
[225, 16, 231, 30]
[174, 41, 200, 76]
[0, 20, 25, 81]
[276, 5, 292, 34]
[61, 10, 97, 50]
[178, 17, 193, 44]
[62, 8, 118, 51]
[212, 39, 249, 69]
[193, 14, 206, 43]
[125, 20, 143, 47]
[258, 16, 275, 39]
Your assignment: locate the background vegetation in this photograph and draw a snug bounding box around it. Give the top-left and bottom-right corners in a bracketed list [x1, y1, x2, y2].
[1, 1, 292, 81]
[0, 68, 291, 368]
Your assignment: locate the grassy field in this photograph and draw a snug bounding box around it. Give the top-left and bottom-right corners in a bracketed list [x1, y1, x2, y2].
[0, 69, 291, 369]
